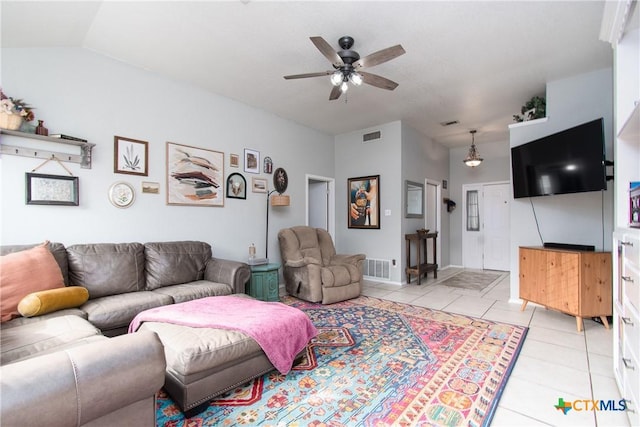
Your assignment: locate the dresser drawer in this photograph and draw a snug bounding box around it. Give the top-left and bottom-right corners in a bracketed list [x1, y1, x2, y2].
[623, 262, 640, 314]
[622, 234, 640, 270]
[623, 341, 639, 426]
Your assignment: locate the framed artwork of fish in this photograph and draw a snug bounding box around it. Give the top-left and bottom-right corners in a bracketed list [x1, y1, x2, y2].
[166, 141, 224, 207]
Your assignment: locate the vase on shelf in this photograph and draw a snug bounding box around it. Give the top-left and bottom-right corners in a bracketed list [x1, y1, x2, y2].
[35, 120, 48, 136]
[0, 112, 23, 130]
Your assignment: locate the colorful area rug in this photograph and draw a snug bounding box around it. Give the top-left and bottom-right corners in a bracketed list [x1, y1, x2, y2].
[156, 296, 527, 426]
[439, 271, 503, 292]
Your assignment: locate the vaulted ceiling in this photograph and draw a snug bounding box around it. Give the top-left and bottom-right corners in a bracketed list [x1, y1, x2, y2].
[1, 1, 613, 147]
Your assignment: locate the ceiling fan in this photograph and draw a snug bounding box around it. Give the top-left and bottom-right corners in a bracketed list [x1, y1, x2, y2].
[283, 36, 406, 100]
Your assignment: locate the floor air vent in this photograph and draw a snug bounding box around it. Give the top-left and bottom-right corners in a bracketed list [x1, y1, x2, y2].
[363, 258, 391, 280]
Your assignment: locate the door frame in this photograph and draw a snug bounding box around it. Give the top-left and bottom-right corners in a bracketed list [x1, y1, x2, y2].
[305, 174, 335, 240]
[425, 179, 442, 268]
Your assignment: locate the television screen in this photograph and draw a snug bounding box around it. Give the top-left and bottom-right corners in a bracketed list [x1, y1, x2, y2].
[511, 118, 606, 199]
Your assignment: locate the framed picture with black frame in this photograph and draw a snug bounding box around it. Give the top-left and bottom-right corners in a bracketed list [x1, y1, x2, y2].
[226, 173, 247, 199]
[348, 175, 379, 229]
[26, 172, 79, 206]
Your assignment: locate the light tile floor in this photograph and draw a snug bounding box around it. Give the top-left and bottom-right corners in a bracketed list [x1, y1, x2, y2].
[361, 267, 630, 427]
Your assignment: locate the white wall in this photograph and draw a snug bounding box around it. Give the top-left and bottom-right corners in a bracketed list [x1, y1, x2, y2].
[508, 68, 614, 301]
[448, 138, 511, 266]
[0, 48, 335, 264]
[334, 121, 403, 282]
[401, 123, 450, 270]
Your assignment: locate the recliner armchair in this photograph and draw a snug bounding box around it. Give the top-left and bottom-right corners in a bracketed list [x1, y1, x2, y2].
[278, 226, 365, 304]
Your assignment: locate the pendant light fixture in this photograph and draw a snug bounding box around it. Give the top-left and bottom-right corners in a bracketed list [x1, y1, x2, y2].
[463, 130, 483, 167]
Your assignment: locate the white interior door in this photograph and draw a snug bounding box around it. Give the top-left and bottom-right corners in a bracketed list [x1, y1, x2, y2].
[482, 183, 510, 271]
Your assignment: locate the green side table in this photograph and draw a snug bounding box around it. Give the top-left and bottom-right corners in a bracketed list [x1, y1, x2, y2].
[248, 263, 281, 302]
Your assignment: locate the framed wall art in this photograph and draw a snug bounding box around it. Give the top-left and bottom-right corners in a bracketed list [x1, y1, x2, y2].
[252, 177, 268, 193]
[114, 135, 148, 176]
[108, 181, 135, 208]
[166, 141, 224, 207]
[244, 148, 259, 174]
[230, 153, 239, 168]
[26, 172, 79, 206]
[263, 156, 273, 174]
[348, 175, 380, 229]
[227, 173, 246, 199]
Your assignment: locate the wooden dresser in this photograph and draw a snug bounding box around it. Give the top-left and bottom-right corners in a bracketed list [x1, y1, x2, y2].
[519, 246, 612, 331]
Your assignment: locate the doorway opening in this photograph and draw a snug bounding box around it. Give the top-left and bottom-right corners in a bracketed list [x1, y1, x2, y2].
[306, 175, 335, 239]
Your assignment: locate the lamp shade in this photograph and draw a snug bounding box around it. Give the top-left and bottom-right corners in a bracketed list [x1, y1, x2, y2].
[271, 194, 290, 206]
[463, 130, 483, 167]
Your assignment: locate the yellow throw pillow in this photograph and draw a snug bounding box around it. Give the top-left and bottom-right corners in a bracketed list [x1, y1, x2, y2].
[18, 286, 89, 318]
[0, 242, 65, 321]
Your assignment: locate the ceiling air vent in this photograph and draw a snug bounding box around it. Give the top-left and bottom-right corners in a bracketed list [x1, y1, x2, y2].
[362, 131, 381, 143]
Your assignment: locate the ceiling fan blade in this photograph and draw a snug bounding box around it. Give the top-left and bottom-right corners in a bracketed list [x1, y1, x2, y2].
[310, 36, 343, 67]
[329, 85, 342, 100]
[359, 71, 399, 90]
[284, 71, 332, 80]
[354, 44, 405, 69]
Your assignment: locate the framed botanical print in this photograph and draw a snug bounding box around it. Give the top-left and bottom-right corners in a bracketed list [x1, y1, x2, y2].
[166, 141, 224, 206]
[348, 175, 380, 229]
[114, 136, 148, 176]
[26, 173, 79, 206]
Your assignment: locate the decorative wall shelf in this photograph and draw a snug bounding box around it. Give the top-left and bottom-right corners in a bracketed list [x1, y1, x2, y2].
[0, 129, 95, 169]
[507, 117, 549, 130]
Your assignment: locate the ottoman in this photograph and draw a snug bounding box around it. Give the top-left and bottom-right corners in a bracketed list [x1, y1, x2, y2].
[134, 295, 315, 413]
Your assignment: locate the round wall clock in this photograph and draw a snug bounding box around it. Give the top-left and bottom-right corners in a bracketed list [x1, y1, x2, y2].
[273, 167, 288, 194]
[109, 181, 135, 208]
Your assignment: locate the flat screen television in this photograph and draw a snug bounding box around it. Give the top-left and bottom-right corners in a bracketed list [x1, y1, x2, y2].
[511, 118, 606, 199]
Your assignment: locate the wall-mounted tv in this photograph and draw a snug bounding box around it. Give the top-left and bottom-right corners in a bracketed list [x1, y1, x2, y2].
[511, 118, 607, 199]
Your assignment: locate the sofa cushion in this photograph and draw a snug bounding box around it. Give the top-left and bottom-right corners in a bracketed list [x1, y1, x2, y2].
[0, 242, 69, 285]
[144, 241, 212, 290]
[67, 243, 145, 298]
[151, 280, 233, 303]
[1, 315, 103, 365]
[1, 308, 88, 329]
[81, 291, 172, 331]
[0, 242, 65, 322]
[18, 287, 89, 318]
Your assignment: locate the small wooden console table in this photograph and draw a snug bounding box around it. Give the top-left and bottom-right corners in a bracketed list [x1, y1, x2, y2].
[405, 232, 438, 284]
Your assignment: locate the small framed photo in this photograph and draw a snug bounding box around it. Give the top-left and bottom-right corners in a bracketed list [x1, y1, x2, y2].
[114, 136, 149, 176]
[227, 173, 246, 199]
[142, 181, 160, 194]
[26, 173, 79, 206]
[263, 156, 273, 174]
[244, 148, 260, 174]
[252, 177, 268, 193]
[230, 153, 240, 168]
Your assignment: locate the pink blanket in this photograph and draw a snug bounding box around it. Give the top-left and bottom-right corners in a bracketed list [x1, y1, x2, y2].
[128, 296, 317, 374]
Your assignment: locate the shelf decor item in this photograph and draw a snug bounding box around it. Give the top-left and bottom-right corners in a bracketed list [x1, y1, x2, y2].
[0, 89, 34, 130]
[512, 95, 546, 122]
[35, 120, 48, 136]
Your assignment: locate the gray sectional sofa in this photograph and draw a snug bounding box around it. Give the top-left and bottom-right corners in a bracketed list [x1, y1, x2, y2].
[0, 240, 251, 425]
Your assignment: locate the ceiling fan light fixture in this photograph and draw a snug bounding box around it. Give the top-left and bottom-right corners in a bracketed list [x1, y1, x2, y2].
[349, 71, 363, 86]
[463, 130, 483, 167]
[330, 71, 343, 86]
[340, 81, 349, 93]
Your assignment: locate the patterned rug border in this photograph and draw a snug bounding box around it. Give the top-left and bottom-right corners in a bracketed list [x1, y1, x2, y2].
[156, 295, 529, 427]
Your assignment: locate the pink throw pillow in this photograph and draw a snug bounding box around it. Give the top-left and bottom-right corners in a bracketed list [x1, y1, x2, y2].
[0, 242, 65, 322]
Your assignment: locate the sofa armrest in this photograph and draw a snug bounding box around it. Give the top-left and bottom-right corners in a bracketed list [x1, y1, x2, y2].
[284, 256, 322, 268]
[0, 331, 166, 427]
[330, 253, 366, 266]
[205, 257, 251, 294]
